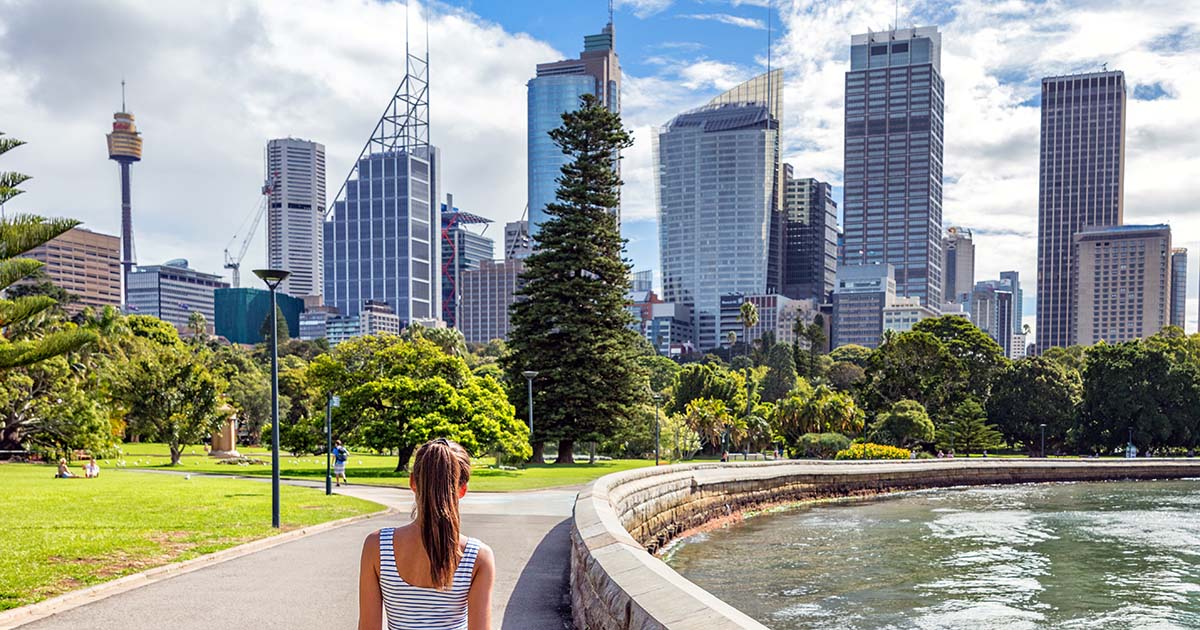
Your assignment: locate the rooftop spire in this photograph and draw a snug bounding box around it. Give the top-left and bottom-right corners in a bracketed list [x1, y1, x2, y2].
[121, 78, 126, 112]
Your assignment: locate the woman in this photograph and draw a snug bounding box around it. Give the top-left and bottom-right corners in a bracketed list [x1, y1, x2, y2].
[56, 458, 75, 478]
[84, 457, 101, 478]
[358, 438, 494, 630]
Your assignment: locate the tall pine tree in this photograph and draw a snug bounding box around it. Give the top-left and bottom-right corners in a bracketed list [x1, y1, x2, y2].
[504, 93, 642, 464]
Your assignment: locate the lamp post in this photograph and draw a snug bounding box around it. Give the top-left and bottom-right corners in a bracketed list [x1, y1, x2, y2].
[254, 268, 290, 528]
[652, 394, 662, 466]
[522, 370, 538, 459]
[1128, 426, 1134, 458]
[1040, 423, 1047, 459]
[325, 395, 340, 495]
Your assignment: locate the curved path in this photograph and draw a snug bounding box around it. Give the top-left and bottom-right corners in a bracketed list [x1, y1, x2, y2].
[14, 472, 576, 630]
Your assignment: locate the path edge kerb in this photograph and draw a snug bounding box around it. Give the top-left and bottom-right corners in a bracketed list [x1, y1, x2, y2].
[568, 458, 1200, 630]
[0, 506, 396, 630]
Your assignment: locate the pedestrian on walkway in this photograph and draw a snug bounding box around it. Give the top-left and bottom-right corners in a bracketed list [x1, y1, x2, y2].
[358, 438, 495, 630]
[333, 440, 349, 487]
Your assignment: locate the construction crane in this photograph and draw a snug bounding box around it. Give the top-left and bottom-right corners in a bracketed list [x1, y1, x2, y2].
[223, 175, 274, 288]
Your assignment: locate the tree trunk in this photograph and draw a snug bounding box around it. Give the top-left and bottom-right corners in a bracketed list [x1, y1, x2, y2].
[555, 439, 574, 464]
[395, 443, 416, 473]
[588, 442, 596, 464]
[170, 444, 182, 466]
[531, 441, 545, 465]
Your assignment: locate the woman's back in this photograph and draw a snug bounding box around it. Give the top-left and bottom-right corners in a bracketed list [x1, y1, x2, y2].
[378, 526, 478, 629]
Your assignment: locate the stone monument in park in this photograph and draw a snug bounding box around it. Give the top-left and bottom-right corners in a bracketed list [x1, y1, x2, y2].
[209, 418, 240, 459]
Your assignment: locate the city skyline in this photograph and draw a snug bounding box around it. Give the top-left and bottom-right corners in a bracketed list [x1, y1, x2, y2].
[1, 1, 1198, 335]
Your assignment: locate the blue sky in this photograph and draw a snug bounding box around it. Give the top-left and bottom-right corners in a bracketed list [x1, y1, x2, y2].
[1, 0, 1198, 334]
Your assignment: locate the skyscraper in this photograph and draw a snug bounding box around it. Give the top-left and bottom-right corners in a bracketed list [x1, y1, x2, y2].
[1072, 225, 1170, 344]
[1036, 70, 1126, 350]
[656, 73, 780, 350]
[783, 172, 838, 302]
[504, 220, 531, 259]
[105, 83, 142, 308]
[941, 227, 974, 303]
[1171, 248, 1187, 329]
[20, 227, 121, 313]
[266, 138, 325, 300]
[441, 197, 494, 328]
[324, 37, 441, 327]
[127, 259, 229, 330]
[843, 27, 945, 306]
[968, 282, 1014, 357]
[1000, 270, 1023, 333]
[527, 22, 620, 240]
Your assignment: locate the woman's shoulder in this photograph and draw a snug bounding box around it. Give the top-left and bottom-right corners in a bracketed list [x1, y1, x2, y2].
[468, 538, 493, 564]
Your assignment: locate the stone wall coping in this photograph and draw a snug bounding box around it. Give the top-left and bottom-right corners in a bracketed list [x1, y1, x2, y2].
[571, 458, 1200, 629]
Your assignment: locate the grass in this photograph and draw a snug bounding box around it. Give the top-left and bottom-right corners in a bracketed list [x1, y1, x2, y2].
[0, 463, 380, 612]
[112, 442, 657, 492]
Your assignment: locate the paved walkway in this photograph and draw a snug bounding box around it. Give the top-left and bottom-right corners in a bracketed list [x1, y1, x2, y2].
[19, 472, 577, 629]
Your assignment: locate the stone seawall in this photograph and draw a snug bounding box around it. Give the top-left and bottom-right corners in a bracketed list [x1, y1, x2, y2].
[569, 459, 1200, 630]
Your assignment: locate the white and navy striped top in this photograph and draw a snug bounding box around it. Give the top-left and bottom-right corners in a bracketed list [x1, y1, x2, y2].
[378, 527, 480, 630]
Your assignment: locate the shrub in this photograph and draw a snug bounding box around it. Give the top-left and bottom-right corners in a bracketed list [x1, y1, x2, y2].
[793, 432, 851, 459]
[835, 442, 911, 460]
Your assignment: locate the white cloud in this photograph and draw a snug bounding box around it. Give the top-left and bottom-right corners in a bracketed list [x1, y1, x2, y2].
[681, 13, 767, 30]
[615, 0, 673, 19]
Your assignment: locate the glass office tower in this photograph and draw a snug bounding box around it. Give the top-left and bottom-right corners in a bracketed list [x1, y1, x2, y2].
[527, 23, 620, 240]
[842, 26, 945, 306]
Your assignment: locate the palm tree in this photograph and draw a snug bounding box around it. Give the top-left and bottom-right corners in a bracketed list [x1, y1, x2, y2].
[739, 301, 759, 358]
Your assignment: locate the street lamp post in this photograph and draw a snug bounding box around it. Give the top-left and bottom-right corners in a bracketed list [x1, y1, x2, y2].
[325, 395, 340, 495]
[522, 370, 538, 460]
[652, 394, 662, 466]
[254, 268, 290, 528]
[1040, 423, 1047, 458]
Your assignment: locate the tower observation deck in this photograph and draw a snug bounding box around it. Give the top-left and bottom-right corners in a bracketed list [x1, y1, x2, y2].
[106, 88, 142, 308]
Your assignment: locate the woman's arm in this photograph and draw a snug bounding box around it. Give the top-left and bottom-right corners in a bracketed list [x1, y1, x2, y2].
[467, 542, 495, 630]
[358, 531, 383, 630]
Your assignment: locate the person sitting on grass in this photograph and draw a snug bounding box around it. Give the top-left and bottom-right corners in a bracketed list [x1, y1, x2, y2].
[84, 457, 100, 478]
[333, 440, 349, 487]
[55, 458, 76, 478]
[358, 438, 495, 630]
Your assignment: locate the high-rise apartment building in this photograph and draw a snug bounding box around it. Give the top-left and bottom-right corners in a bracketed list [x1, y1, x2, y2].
[1170, 248, 1187, 328]
[941, 227, 974, 303]
[441, 199, 494, 328]
[528, 22, 620, 240]
[1000, 270, 1023, 333]
[126, 259, 228, 330]
[783, 173, 838, 301]
[656, 77, 780, 350]
[266, 138, 325, 300]
[1036, 70, 1127, 350]
[968, 282, 1014, 357]
[832, 264, 896, 349]
[504, 220, 531, 260]
[458, 259, 525, 344]
[843, 27, 945, 306]
[1072, 225, 1169, 345]
[20, 227, 121, 313]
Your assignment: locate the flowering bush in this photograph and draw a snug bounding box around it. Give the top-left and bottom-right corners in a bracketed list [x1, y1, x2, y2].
[834, 442, 911, 460]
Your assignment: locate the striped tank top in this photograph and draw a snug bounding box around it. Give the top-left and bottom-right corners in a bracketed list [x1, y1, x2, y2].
[378, 527, 480, 630]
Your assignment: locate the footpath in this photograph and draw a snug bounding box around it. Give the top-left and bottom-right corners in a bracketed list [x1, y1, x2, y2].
[15, 474, 577, 630]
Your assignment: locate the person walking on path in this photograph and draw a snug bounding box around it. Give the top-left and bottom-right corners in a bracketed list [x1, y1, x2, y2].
[333, 440, 349, 487]
[357, 438, 495, 630]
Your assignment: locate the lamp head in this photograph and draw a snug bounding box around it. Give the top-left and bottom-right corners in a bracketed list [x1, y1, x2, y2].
[522, 370, 538, 379]
[253, 268, 290, 289]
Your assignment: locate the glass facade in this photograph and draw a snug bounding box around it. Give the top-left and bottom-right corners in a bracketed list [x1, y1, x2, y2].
[1037, 70, 1126, 350]
[843, 27, 945, 306]
[832, 264, 896, 349]
[126, 260, 229, 330]
[656, 102, 777, 351]
[783, 175, 838, 301]
[323, 147, 440, 324]
[1170, 248, 1187, 329]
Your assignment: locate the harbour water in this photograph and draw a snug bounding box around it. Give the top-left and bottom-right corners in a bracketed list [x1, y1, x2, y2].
[665, 480, 1200, 629]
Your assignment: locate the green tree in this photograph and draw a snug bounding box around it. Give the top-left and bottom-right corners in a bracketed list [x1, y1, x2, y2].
[258, 304, 291, 341]
[402, 323, 467, 358]
[794, 314, 827, 378]
[187, 311, 209, 342]
[869, 399, 935, 448]
[680, 397, 741, 451]
[761, 343, 798, 402]
[937, 399, 1002, 455]
[861, 331, 963, 417]
[668, 362, 746, 417]
[827, 361, 865, 391]
[911, 315, 1006, 404]
[0, 354, 113, 458]
[4, 268, 77, 312]
[502, 93, 641, 464]
[110, 340, 227, 465]
[829, 344, 872, 368]
[1041, 345, 1088, 373]
[988, 356, 1082, 454]
[738, 301, 759, 356]
[639, 353, 681, 394]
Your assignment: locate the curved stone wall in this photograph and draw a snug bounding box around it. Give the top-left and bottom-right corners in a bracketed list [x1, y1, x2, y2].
[569, 459, 1200, 629]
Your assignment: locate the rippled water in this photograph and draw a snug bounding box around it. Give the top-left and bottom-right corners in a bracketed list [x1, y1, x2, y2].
[665, 480, 1200, 629]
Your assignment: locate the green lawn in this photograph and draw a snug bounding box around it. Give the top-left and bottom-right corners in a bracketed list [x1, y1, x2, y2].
[113, 442, 657, 492]
[0, 464, 380, 612]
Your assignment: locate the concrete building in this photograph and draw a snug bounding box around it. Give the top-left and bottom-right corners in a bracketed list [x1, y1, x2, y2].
[126, 259, 228, 329]
[832, 264, 896, 349]
[783, 173, 838, 301]
[266, 138, 325, 300]
[883, 296, 939, 334]
[324, 300, 402, 346]
[968, 282, 1015, 357]
[213, 287, 304, 345]
[1036, 70, 1127, 350]
[1011, 333, 1028, 359]
[657, 75, 780, 351]
[298, 305, 338, 341]
[642, 302, 694, 357]
[458, 259, 525, 344]
[504, 220, 531, 260]
[1001, 270, 1023, 333]
[942, 227, 974, 303]
[718, 293, 815, 348]
[843, 26, 945, 306]
[1171, 248, 1187, 329]
[441, 199, 494, 328]
[1072, 224, 1170, 345]
[528, 22, 621, 240]
[19, 227, 121, 313]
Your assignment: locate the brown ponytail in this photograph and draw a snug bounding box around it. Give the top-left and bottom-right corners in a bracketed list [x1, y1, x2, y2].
[411, 438, 472, 590]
